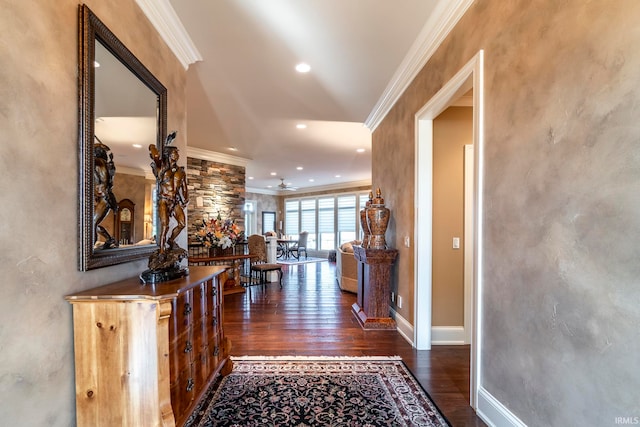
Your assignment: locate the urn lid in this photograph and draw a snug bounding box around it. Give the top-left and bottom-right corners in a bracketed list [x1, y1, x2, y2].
[372, 188, 385, 205]
[365, 191, 373, 207]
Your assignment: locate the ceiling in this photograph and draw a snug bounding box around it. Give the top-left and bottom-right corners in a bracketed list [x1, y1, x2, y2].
[154, 1, 446, 193]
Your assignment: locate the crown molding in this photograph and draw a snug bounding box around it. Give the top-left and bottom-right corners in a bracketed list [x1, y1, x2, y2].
[187, 146, 251, 168]
[245, 187, 280, 196]
[135, 0, 202, 70]
[364, 0, 475, 131]
[246, 179, 371, 197]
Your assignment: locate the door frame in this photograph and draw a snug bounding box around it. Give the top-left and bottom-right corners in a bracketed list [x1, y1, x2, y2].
[413, 50, 484, 408]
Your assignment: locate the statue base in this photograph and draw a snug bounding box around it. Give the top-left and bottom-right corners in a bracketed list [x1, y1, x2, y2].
[140, 247, 189, 284]
[139, 266, 189, 284]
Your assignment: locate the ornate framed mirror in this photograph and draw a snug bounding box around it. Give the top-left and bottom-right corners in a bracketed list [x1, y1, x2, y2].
[78, 5, 166, 271]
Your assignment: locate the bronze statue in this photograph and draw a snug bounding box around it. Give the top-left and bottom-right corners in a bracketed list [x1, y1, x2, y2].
[149, 131, 189, 254]
[93, 139, 118, 249]
[141, 131, 189, 283]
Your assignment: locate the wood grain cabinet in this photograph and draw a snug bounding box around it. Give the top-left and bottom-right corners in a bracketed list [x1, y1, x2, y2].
[66, 266, 232, 427]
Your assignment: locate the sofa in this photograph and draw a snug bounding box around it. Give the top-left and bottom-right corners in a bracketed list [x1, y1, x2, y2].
[336, 240, 360, 293]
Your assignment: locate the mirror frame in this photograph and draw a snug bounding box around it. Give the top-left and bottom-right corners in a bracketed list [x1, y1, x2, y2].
[78, 4, 166, 271]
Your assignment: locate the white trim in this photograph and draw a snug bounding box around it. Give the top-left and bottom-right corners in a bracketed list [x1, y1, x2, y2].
[477, 387, 528, 427]
[431, 326, 465, 345]
[390, 307, 414, 346]
[135, 0, 202, 70]
[464, 144, 475, 344]
[365, 0, 474, 131]
[414, 50, 484, 409]
[187, 146, 250, 168]
[414, 118, 433, 351]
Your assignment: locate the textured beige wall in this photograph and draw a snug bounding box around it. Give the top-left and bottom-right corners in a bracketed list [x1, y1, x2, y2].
[0, 0, 186, 425]
[374, 1, 640, 425]
[432, 107, 472, 326]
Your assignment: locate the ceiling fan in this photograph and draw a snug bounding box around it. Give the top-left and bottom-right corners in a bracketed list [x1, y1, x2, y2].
[278, 178, 297, 191]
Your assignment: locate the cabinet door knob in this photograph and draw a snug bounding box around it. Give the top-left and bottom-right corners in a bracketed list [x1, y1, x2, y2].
[213, 345, 219, 356]
[184, 341, 192, 353]
[186, 378, 194, 392]
[183, 303, 192, 315]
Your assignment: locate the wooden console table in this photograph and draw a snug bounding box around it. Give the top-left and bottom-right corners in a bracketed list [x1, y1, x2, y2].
[65, 266, 232, 427]
[189, 254, 253, 295]
[351, 245, 398, 330]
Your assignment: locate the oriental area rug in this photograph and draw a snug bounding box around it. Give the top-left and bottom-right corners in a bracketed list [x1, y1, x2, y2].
[184, 356, 450, 427]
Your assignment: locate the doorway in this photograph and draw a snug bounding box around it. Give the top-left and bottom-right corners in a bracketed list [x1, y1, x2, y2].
[414, 50, 484, 408]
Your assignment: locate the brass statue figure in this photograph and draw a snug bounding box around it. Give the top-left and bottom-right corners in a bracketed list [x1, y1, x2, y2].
[94, 139, 118, 249]
[141, 131, 189, 283]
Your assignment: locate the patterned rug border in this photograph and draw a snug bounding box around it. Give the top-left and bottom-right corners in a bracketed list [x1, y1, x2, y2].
[231, 355, 403, 361]
[186, 356, 451, 427]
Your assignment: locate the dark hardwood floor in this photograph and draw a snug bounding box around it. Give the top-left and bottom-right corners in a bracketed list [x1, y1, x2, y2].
[223, 261, 486, 426]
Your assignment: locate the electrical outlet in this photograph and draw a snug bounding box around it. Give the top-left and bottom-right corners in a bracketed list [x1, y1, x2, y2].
[404, 235, 410, 247]
[391, 292, 395, 302]
[453, 237, 460, 249]
[397, 295, 403, 309]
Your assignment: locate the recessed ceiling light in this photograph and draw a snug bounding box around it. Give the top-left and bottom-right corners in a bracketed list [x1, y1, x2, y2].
[228, 147, 238, 151]
[267, 185, 273, 188]
[94, 61, 100, 68]
[132, 144, 142, 148]
[356, 148, 365, 153]
[309, 178, 315, 182]
[296, 166, 303, 170]
[295, 62, 311, 73]
[296, 123, 307, 129]
[248, 176, 254, 180]
[335, 175, 341, 178]
[270, 172, 277, 176]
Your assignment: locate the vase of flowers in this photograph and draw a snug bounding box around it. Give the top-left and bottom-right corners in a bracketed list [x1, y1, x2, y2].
[195, 213, 244, 257]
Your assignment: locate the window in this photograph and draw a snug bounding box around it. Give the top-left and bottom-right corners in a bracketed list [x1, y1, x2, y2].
[244, 200, 256, 236]
[318, 197, 335, 250]
[285, 200, 299, 237]
[300, 199, 317, 249]
[283, 191, 369, 252]
[337, 195, 356, 245]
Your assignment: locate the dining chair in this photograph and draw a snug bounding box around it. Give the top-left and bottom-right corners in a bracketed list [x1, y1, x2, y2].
[290, 231, 308, 260]
[247, 234, 283, 290]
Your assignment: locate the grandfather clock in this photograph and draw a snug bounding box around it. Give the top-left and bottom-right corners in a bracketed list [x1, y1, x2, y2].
[351, 245, 398, 330]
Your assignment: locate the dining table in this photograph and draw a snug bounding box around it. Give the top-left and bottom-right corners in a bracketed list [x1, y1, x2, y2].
[276, 238, 299, 259]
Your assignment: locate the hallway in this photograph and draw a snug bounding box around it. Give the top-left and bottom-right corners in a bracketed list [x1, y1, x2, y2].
[223, 261, 485, 426]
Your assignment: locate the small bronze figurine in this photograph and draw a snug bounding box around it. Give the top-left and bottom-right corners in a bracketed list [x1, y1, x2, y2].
[140, 131, 189, 283]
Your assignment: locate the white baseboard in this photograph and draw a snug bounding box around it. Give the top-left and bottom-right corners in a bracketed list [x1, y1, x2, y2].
[477, 387, 527, 427]
[390, 307, 414, 346]
[431, 326, 465, 345]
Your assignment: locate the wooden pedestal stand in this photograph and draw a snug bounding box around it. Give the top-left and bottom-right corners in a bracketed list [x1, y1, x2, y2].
[351, 245, 398, 330]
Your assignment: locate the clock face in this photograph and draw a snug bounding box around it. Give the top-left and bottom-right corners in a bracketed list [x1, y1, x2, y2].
[121, 208, 131, 221]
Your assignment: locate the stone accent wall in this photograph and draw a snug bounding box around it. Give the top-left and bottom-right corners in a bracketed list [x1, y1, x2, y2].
[187, 157, 246, 244]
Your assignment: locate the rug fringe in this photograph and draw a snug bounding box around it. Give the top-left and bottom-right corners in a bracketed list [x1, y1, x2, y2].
[230, 355, 403, 361]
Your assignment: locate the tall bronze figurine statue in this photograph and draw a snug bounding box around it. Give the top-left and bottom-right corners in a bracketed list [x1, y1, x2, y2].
[94, 138, 118, 249]
[140, 131, 190, 284]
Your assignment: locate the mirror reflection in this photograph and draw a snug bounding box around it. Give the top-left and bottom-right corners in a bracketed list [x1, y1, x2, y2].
[93, 40, 157, 249]
[78, 5, 167, 271]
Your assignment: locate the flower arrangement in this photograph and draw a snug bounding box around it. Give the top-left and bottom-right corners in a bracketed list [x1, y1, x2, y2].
[195, 213, 244, 249]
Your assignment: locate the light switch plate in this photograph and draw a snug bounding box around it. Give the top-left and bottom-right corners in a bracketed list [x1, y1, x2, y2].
[453, 237, 460, 249]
